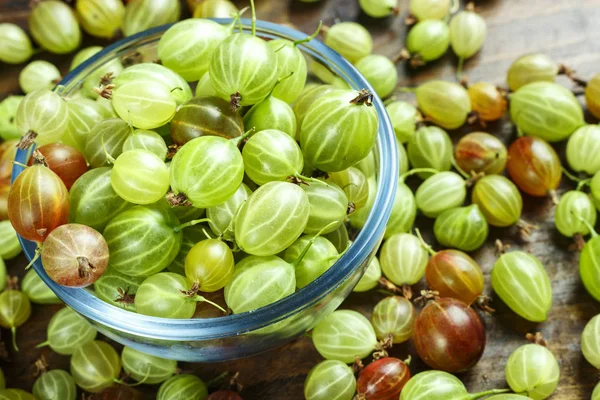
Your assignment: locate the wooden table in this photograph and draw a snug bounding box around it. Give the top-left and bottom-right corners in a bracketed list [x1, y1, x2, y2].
[2, 0, 600, 398]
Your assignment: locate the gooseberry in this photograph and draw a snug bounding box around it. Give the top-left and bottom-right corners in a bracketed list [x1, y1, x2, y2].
[353, 257, 381, 293]
[433, 204, 489, 252]
[76, 0, 125, 39]
[505, 343, 560, 399]
[33, 370, 76, 400]
[304, 360, 356, 400]
[379, 233, 429, 287]
[407, 126, 453, 179]
[29, 1, 81, 54]
[455, 132, 507, 175]
[19, 61, 61, 94]
[426, 249, 484, 305]
[15, 89, 69, 149]
[356, 357, 410, 400]
[370, 296, 415, 343]
[416, 80, 471, 130]
[70, 340, 121, 393]
[28, 143, 87, 190]
[21, 269, 61, 305]
[406, 20, 450, 64]
[581, 314, 600, 369]
[0, 289, 31, 351]
[468, 82, 508, 122]
[355, 55, 398, 98]
[322, 22, 373, 64]
[122, 0, 180, 37]
[38, 307, 97, 355]
[507, 53, 559, 91]
[0, 23, 33, 64]
[415, 171, 466, 218]
[121, 346, 177, 384]
[566, 125, 600, 175]
[157, 374, 208, 400]
[472, 175, 523, 227]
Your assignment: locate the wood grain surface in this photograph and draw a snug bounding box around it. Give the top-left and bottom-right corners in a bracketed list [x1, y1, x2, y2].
[2, 0, 600, 399]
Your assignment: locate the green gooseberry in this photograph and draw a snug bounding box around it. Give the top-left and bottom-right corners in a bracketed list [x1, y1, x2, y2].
[409, 0, 450, 21]
[38, 307, 97, 355]
[103, 205, 182, 277]
[371, 296, 416, 343]
[355, 150, 377, 180]
[69, 167, 132, 232]
[300, 89, 378, 172]
[292, 84, 336, 140]
[22, 269, 61, 305]
[304, 360, 356, 400]
[207, 184, 251, 236]
[70, 340, 121, 393]
[359, 0, 398, 17]
[492, 251, 552, 322]
[267, 38, 309, 104]
[507, 53, 559, 92]
[505, 344, 560, 399]
[157, 374, 208, 400]
[385, 179, 417, 238]
[415, 171, 466, 218]
[302, 181, 348, 234]
[235, 182, 310, 256]
[581, 314, 600, 369]
[386, 101, 417, 143]
[406, 20, 450, 63]
[407, 126, 453, 179]
[594, 384, 600, 400]
[554, 190, 597, 238]
[83, 118, 131, 168]
[18, 60, 61, 94]
[195, 72, 217, 97]
[121, 346, 177, 384]
[121, 0, 180, 37]
[416, 80, 471, 130]
[592, 172, 600, 211]
[0, 95, 23, 141]
[349, 177, 376, 230]
[0, 290, 31, 351]
[312, 310, 377, 363]
[353, 256, 381, 292]
[472, 175, 523, 227]
[0, 261, 5, 293]
[0, 23, 33, 64]
[184, 238, 235, 292]
[33, 370, 76, 400]
[0, 389, 36, 400]
[168, 224, 210, 276]
[400, 371, 507, 400]
[510, 81, 584, 142]
[29, 1, 81, 55]
[111, 80, 177, 130]
[284, 235, 339, 288]
[566, 125, 600, 175]
[580, 230, 600, 302]
[0, 221, 21, 260]
[326, 167, 369, 213]
[380, 233, 429, 286]
[397, 139, 410, 175]
[122, 129, 168, 160]
[16, 88, 69, 148]
[354, 55, 398, 98]
[94, 266, 145, 311]
[449, 10, 487, 61]
[323, 22, 373, 64]
[63, 98, 112, 152]
[323, 224, 349, 254]
[434, 204, 488, 252]
[80, 55, 123, 100]
[243, 94, 297, 138]
[224, 255, 296, 313]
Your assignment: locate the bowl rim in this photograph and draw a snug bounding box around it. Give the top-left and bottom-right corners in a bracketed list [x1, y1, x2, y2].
[12, 18, 398, 341]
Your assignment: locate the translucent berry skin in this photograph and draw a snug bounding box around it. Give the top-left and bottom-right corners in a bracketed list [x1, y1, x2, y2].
[29, 0, 81, 54]
[413, 297, 486, 373]
[455, 132, 507, 175]
[506, 136, 561, 197]
[406, 20, 450, 62]
[370, 296, 415, 343]
[581, 314, 600, 369]
[580, 236, 600, 302]
[425, 250, 484, 305]
[28, 143, 87, 190]
[505, 344, 560, 399]
[8, 163, 69, 242]
[356, 357, 411, 400]
[416, 80, 471, 130]
[566, 125, 600, 175]
[507, 53, 558, 92]
[323, 22, 373, 64]
[467, 82, 507, 121]
[400, 371, 470, 400]
[433, 204, 488, 252]
[304, 360, 356, 400]
[554, 190, 597, 238]
[472, 175, 523, 227]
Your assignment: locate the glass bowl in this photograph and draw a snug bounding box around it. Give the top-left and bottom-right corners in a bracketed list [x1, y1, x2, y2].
[11, 19, 398, 362]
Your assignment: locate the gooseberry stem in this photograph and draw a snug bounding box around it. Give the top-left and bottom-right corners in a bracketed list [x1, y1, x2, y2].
[230, 127, 256, 147]
[456, 58, 465, 82]
[36, 341, 49, 348]
[11, 327, 18, 351]
[100, 134, 116, 164]
[451, 158, 471, 180]
[266, 71, 295, 98]
[292, 221, 339, 268]
[11, 161, 28, 169]
[25, 244, 42, 270]
[415, 228, 436, 256]
[293, 21, 323, 46]
[173, 218, 212, 233]
[469, 388, 510, 399]
[250, 0, 256, 36]
[577, 215, 598, 238]
[192, 295, 228, 313]
[399, 168, 439, 182]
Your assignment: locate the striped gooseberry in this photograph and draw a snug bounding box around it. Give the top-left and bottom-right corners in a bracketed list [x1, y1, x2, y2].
[434, 204, 488, 252]
[507, 136, 561, 198]
[37, 307, 97, 355]
[0, 96, 23, 140]
[122, 0, 180, 37]
[80, 54, 124, 101]
[193, 0, 238, 18]
[283, 235, 338, 289]
[581, 228, 600, 302]
[355, 55, 398, 98]
[111, 80, 177, 130]
[356, 357, 411, 400]
[449, 9, 487, 64]
[103, 205, 182, 277]
[170, 136, 244, 208]
[22, 269, 61, 305]
[407, 126, 453, 179]
[69, 167, 132, 232]
[224, 255, 295, 313]
[158, 19, 232, 82]
[510, 81, 584, 142]
[380, 233, 429, 287]
[593, 172, 600, 210]
[406, 20, 450, 64]
[15, 89, 69, 149]
[157, 375, 208, 400]
[113, 63, 192, 106]
[386, 101, 417, 143]
[582, 314, 600, 369]
[184, 238, 234, 292]
[384, 178, 416, 239]
[19, 60, 61, 94]
[326, 167, 369, 213]
[312, 310, 377, 363]
[507, 53, 559, 91]
[76, 0, 124, 39]
[585, 74, 600, 119]
[234, 182, 310, 256]
[83, 118, 131, 168]
[370, 296, 415, 343]
[467, 83, 508, 122]
[359, 0, 398, 17]
[70, 340, 121, 393]
[472, 175, 523, 227]
[94, 267, 144, 311]
[491, 251, 552, 322]
[455, 132, 507, 175]
[0, 389, 36, 400]
[554, 190, 597, 238]
[505, 343, 560, 399]
[33, 370, 76, 400]
[63, 98, 111, 152]
[425, 249, 484, 305]
[300, 89, 378, 172]
[415, 171, 466, 218]
[400, 371, 507, 400]
[353, 257, 381, 293]
[8, 152, 70, 243]
[122, 129, 168, 160]
[0, 23, 33, 64]
[29, 1, 81, 54]
[397, 139, 410, 175]
[121, 346, 177, 384]
[566, 125, 600, 175]
[243, 87, 298, 137]
[207, 184, 251, 236]
[414, 297, 485, 372]
[302, 181, 348, 234]
[171, 96, 244, 145]
[416, 80, 471, 129]
[0, 289, 31, 350]
[28, 143, 87, 190]
[322, 22, 373, 64]
[292, 84, 335, 140]
[323, 223, 349, 254]
[304, 360, 356, 400]
[409, 0, 450, 21]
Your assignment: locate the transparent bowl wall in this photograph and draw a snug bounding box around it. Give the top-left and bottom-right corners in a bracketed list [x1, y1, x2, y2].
[12, 19, 398, 362]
